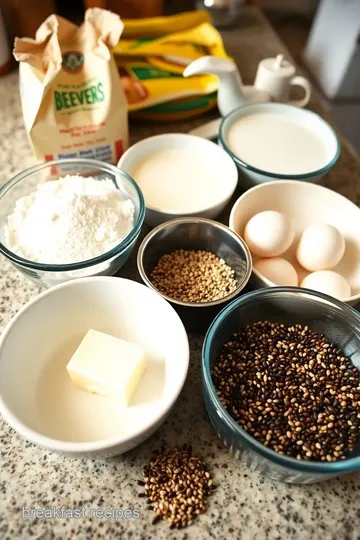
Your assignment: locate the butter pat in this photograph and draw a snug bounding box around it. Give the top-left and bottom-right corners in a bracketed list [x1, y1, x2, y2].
[66, 330, 147, 406]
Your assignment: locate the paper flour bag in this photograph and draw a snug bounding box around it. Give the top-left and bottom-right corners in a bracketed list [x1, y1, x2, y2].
[14, 8, 128, 164]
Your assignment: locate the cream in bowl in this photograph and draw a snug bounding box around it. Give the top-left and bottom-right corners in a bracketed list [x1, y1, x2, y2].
[219, 103, 340, 190]
[118, 134, 238, 227]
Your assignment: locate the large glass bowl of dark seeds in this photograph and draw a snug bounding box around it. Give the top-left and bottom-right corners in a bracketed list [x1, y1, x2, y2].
[202, 287, 360, 484]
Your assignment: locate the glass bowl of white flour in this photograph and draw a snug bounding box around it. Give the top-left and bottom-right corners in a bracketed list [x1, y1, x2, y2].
[0, 159, 145, 287]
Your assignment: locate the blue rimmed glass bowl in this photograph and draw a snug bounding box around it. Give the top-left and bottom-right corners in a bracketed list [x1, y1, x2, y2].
[202, 287, 360, 484]
[0, 159, 145, 288]
[218, 103, 340, 191]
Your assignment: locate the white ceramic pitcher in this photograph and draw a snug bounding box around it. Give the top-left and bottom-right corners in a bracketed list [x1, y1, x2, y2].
[183, 56, 271, 117]
[254, 54, 311, 107]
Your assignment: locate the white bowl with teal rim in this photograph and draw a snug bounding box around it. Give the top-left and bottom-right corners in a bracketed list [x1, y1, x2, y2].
[218, 103, 340, 191]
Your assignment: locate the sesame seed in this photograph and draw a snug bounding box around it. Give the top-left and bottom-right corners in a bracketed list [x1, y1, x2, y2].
[139, 447, 214, 528]
[150, 249, 237, 303]
[212, 321, 360, 462]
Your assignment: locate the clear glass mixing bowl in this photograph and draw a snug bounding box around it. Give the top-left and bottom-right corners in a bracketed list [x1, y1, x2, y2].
[0, 159, 145, 288]
[202, 287, 360, 483]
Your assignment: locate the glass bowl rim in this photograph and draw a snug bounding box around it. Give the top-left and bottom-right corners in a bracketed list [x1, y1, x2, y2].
[218, 103, 341, 180]
[137, 216, 253, 308]
[202, 286, 360, 473]
[0, 158, 145, 271]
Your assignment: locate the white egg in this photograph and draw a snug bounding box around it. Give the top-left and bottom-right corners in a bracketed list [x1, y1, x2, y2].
[254, 257, 298, 286]
[300, 271, 351, 300]
[296, 223, 345, 271]
[244, 211, 295, 258]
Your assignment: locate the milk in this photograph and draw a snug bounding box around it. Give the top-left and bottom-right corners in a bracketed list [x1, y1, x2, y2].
[226, 112, 331, 175]
[131, 149, 228, 213]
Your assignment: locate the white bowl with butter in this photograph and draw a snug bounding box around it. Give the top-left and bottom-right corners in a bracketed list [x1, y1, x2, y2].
[117, 133, 238, 227]
[0, 277, 189, 458]
[219, 103, 340, 190]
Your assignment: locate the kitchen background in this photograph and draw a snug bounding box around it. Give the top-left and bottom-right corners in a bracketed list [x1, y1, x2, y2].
[1, 1, 360, 538]
[1, 0, 360, 157]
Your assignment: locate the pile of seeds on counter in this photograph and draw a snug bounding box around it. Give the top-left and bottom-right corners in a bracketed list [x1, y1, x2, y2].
[150, 249, 237, 303]
[138, 445, 215, 528]
[212, 321, 360, 462]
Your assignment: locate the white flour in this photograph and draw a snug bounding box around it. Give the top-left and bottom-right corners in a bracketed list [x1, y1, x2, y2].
[5, 175, 135, 264]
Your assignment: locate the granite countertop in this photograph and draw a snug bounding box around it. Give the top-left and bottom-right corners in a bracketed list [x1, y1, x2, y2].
[1, 7, 360, 540]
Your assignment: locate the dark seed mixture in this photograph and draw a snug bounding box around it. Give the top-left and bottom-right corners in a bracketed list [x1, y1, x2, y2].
[139, 445, 215, 528]
[212, 321, 360, 462]
[150, 249, 237, 303]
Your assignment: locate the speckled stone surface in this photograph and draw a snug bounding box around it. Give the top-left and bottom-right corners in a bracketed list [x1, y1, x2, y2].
[1, 7, 360, 540]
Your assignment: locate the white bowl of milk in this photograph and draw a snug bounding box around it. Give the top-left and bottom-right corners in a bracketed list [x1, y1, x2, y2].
[117, 133, 238, 227]
[219, 103, 340, 190]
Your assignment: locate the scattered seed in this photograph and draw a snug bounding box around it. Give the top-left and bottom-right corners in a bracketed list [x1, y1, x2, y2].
[140, 447, 214, 528]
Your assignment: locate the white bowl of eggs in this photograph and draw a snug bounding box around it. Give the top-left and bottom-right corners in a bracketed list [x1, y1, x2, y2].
[229, 181, 360, 305]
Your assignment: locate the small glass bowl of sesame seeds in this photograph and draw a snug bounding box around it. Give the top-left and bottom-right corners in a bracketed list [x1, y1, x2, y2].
[202, 286, 360, 484]
[137, 217, 252, 330]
